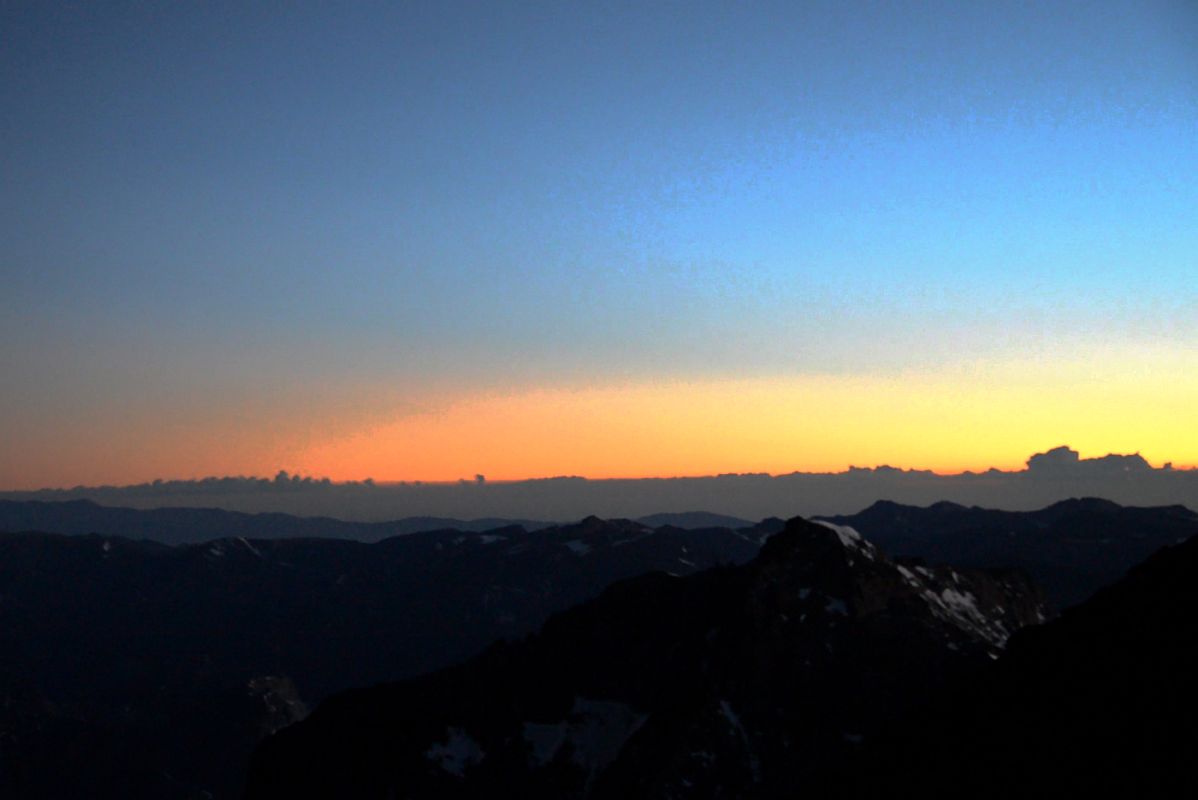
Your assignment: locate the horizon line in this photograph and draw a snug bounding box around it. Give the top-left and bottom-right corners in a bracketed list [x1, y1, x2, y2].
[5, 446, 1195, 494]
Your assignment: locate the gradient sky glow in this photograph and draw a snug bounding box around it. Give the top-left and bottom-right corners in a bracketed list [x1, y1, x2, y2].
[2, 1, 1196, 489]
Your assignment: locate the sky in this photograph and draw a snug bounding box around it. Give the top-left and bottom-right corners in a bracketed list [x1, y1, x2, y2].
[2, 1, 1196, 489]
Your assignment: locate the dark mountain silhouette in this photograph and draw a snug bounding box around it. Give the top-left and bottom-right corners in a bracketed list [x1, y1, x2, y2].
[5, 499, 1194, 798]
[819, 497, 1198, 609]
[853, 529, 1198, 796]
[0, 675, 306, 800]
[634, 511, 755, 530]
[0, 519, 763, 799]
[244, 517, 1045, 799]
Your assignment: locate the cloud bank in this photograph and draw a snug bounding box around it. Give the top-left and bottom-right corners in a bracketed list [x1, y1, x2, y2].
[3, 446, 1194, 522]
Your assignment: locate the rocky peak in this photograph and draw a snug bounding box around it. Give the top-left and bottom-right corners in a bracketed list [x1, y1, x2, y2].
[749, 517, 1042, 651]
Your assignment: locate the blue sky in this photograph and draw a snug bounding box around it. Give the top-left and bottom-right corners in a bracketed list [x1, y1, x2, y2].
[2, 1, 1196, 485]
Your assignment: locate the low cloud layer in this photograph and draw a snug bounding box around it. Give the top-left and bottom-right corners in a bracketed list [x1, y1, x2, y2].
[3, 447, 1194, 522]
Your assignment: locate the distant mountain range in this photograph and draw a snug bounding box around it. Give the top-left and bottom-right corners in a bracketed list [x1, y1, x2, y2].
[5, 495, 1193, 610]
[0, 498, 554, 544]
[631, 511, 755, 530]
[0, 499, 755, 545]
[818, 497, 1198, 609]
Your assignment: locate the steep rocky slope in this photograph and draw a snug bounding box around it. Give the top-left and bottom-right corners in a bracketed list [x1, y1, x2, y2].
[853, 531, 1198, 797]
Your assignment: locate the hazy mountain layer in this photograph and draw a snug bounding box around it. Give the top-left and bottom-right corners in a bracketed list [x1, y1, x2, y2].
[0, 498, 554, 545]
[0, 500, 759, 545]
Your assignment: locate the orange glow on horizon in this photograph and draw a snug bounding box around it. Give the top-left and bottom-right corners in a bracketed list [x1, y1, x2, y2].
[3, 346, 1194, 490]
[289, 347, 1198, 484]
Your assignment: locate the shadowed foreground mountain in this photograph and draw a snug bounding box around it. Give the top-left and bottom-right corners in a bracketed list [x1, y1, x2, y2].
[853, 530, 1198, 797]
[245, 518, 1044, 799]
[820, 497, 1198, 609]
[2, 499, 1194, 798]
[0, 518, 767, 799]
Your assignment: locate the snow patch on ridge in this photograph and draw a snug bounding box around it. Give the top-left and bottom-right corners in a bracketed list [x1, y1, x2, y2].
[825, 598, 849, 616]
[237, 537, 262, 558]
[521, 698, 647, 786]
[523, 721, 568, 767]
[426, 727, 484, 776]
[919, 581, 1011, 648]
[719, 699, 761, 782]
[812, 520, 877, 558]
